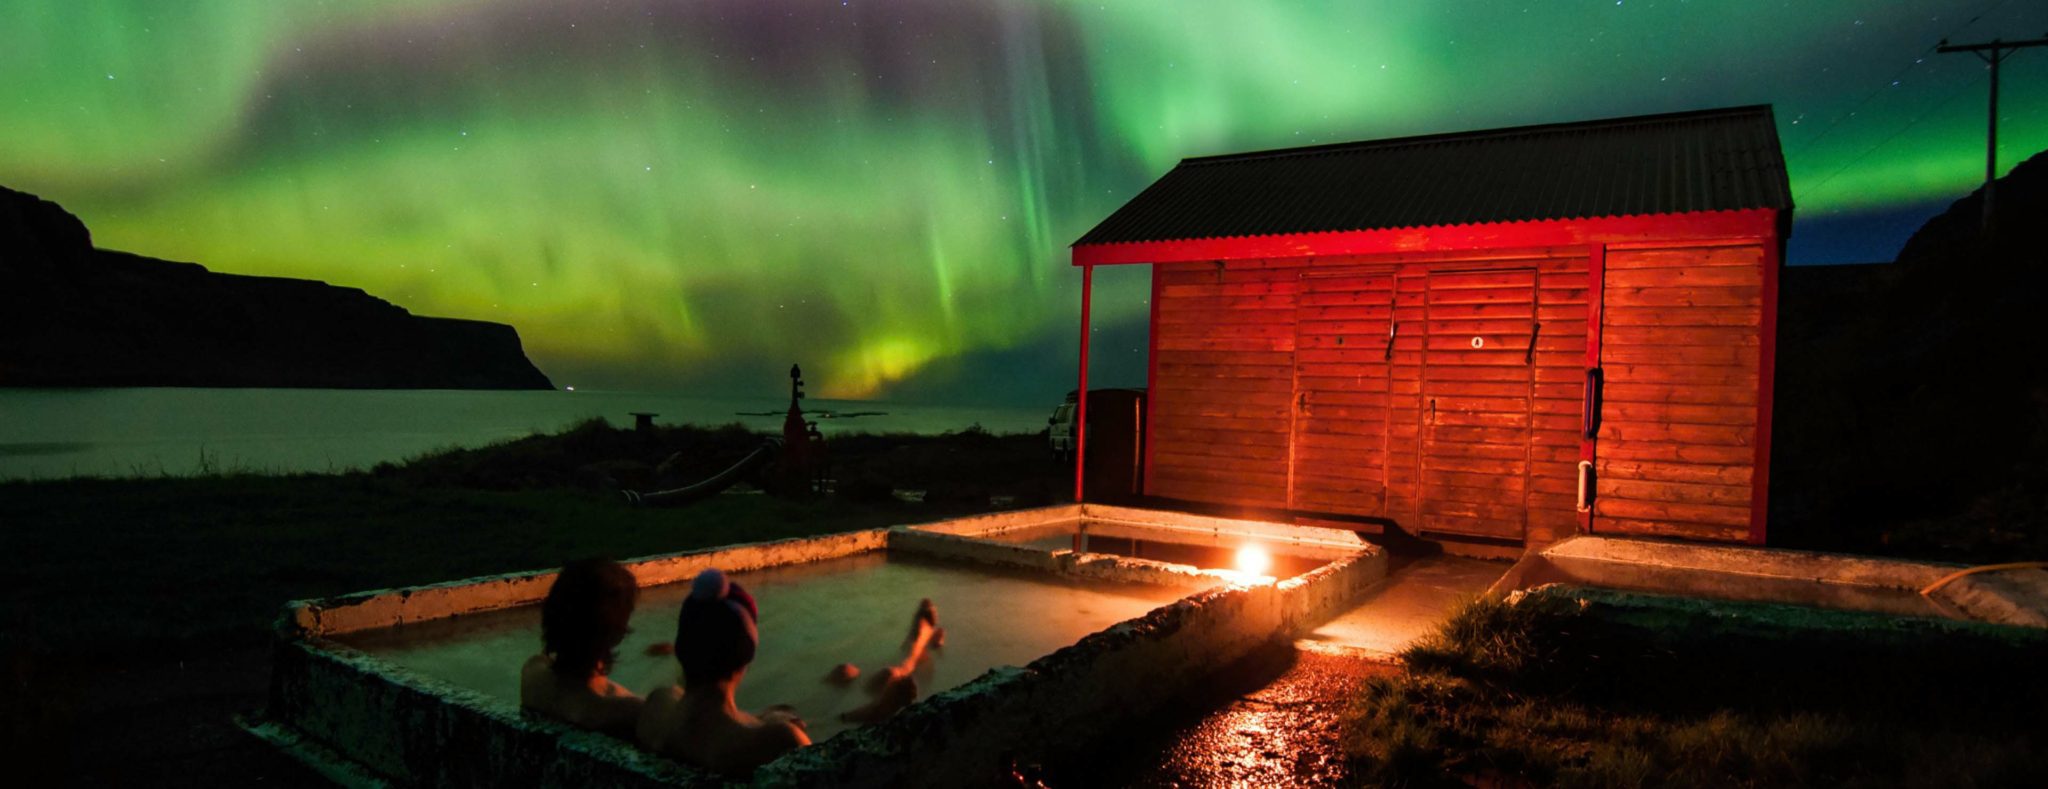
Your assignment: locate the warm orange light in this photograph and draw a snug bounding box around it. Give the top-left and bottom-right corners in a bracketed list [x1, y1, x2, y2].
[1235, 544, 1271, 577]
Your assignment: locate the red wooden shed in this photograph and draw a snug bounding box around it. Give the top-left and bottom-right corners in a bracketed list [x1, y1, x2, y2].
[1069, 105, 1793, 550]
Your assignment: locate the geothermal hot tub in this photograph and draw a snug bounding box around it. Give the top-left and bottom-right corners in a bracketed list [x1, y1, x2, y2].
[252, 504, 1386, 787]
[337, 553, 1189, 743]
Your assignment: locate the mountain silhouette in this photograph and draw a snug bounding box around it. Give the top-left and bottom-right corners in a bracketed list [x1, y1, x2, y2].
[0, 185, 553, 390]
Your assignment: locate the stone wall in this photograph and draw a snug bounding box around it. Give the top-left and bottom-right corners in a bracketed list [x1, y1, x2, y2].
[755, 549, 1386, 787]
[269, 639, 718, 788]
[282, 529, 889, 638]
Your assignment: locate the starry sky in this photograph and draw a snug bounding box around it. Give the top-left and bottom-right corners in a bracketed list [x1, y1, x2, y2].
[4, 1, 2044, 403]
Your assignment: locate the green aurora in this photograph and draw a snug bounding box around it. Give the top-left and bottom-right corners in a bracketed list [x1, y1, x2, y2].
[4, 1, 2044, 400]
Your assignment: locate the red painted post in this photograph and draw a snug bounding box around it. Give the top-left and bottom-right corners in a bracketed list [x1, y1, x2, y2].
[1749, 233, 1782, 545]
[1580, 244, 1605, 534]
[1074, 265, 1093, 502]
[1141, 266, 1162, 497]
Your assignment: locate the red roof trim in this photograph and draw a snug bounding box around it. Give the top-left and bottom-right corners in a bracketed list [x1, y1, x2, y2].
[1072, 209, 1780, 266]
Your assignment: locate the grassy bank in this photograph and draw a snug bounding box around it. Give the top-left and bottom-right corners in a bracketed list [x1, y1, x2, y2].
[1341, 593, 2048, 787]
[1, 419, 1060, 652]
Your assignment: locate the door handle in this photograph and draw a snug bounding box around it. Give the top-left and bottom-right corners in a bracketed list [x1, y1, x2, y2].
[1577, 460, 1595, 513]
[1428, 398, 1436, 425]
[1583, 367, 1603, 439]
[1298, 391, 1311, 416]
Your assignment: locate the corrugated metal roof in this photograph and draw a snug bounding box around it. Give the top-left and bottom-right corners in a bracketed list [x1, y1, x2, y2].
[1074, 105, 1792, 247]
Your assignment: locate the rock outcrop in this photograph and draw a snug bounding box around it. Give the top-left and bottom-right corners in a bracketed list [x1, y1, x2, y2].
[1772, 149, 2048, 559]
[0, 185, 554, 389]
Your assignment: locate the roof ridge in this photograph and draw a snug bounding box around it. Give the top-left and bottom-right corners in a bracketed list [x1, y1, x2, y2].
[1179, 104, 1775, 167]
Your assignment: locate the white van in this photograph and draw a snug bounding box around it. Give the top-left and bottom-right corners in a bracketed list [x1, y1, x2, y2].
[1046, 400, 1077, 460]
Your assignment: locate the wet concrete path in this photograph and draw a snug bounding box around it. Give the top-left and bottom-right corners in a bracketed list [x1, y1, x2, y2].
[1039, 642, 1397, 786]
[1045, 554, 1508, 786]
[1304, 554, 1510, 656]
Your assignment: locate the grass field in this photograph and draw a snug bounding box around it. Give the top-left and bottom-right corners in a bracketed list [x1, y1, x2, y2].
[1341, 593, 2048, 787]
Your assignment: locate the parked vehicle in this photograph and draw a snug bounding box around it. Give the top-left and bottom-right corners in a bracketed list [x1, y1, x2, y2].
[1047, 399, 1077, 461]
[1047, 387, 1146, 473]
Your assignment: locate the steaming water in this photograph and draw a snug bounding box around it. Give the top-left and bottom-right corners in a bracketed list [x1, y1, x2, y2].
[0, 388, 1048, 480]
[337, 552, 1189, 743]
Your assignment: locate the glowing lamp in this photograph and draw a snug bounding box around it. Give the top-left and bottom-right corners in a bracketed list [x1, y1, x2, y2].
[1235, 544, 1271, 577]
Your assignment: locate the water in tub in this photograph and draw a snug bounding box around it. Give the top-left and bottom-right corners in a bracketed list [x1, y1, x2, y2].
[339, 553, 1189, 742]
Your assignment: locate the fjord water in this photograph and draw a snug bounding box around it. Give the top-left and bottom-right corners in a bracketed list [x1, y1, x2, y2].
[0, 388, 1047, 480]
[340, 552, 1189, 742]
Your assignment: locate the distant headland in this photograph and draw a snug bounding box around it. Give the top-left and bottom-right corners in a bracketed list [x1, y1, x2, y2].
[0, 185, 553, 390]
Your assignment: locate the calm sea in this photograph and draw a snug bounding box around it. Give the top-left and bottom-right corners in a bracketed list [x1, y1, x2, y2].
[0, 388, 1049, 480]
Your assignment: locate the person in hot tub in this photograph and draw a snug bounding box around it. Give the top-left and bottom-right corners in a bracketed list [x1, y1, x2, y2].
[826, 597, 945, 723]
[520, 558, 644, 737]
[637, 569, 810, 775]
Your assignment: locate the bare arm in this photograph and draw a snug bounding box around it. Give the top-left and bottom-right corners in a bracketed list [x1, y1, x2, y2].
[636, 686, 683, 752]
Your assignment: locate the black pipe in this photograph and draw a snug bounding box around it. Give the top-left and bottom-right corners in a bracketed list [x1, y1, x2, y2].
[621, 438, 782, 507]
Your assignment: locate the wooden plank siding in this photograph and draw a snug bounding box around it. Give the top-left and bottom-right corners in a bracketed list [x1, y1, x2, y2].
[1145, 252, 1591, 545]
[1149, 262, 1296, 506]
[1143, 242, 1768, 547]
[1592, 243, 1765, 542]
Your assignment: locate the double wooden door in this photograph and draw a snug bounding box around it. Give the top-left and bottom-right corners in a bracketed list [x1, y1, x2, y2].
[1415, 268, 1538, 541]
[1287, 266, 1539, 543]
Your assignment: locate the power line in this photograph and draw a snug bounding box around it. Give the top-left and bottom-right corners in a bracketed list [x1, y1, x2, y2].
[1796, 71, 1986, 202]
[1791, 0, 2011, 157]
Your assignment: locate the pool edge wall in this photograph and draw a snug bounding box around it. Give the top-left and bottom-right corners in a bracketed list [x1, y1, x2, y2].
[270, 638, 717, 787]
[281, 529, 892, 640]
[754, 547, 1387, 787]
[266, 528, 891, 787]
[1529, 535, 2048, 628]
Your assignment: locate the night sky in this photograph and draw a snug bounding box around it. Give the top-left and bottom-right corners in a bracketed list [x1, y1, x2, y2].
[5, 1, 2044, 403]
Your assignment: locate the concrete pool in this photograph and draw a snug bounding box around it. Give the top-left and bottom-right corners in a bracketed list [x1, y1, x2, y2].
[252, 503, 1388, 786]
[337, 552, 1192, 743]
[1493, 535, 2048, 628]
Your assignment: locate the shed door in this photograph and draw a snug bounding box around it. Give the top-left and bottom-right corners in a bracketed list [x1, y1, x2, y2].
[1417, 268, 1538, 541]
[1289, 270, 1396, 515]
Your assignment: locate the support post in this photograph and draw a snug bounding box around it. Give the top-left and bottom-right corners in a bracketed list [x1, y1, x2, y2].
[1579, 244, 1605, 535]
[1938, 35, 2048, 232]
[1074, 265, 1093, 502]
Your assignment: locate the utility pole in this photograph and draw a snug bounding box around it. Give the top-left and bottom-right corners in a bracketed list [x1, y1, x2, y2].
[1937, 35, 2048, 233]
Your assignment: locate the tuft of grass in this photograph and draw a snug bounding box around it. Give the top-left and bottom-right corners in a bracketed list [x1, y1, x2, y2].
[1342, 595, 2048, 787]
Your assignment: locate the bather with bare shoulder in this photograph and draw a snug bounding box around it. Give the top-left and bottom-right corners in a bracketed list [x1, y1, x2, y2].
[520, 558, 644, 737]
[636, 569, 810, 777]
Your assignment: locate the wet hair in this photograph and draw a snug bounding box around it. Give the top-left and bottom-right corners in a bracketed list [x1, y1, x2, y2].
[675, 569, 759, 687]
[540, 558, 638, 680]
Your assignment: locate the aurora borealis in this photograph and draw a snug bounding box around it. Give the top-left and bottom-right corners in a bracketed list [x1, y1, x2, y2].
[4, 1, 2044, 402]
